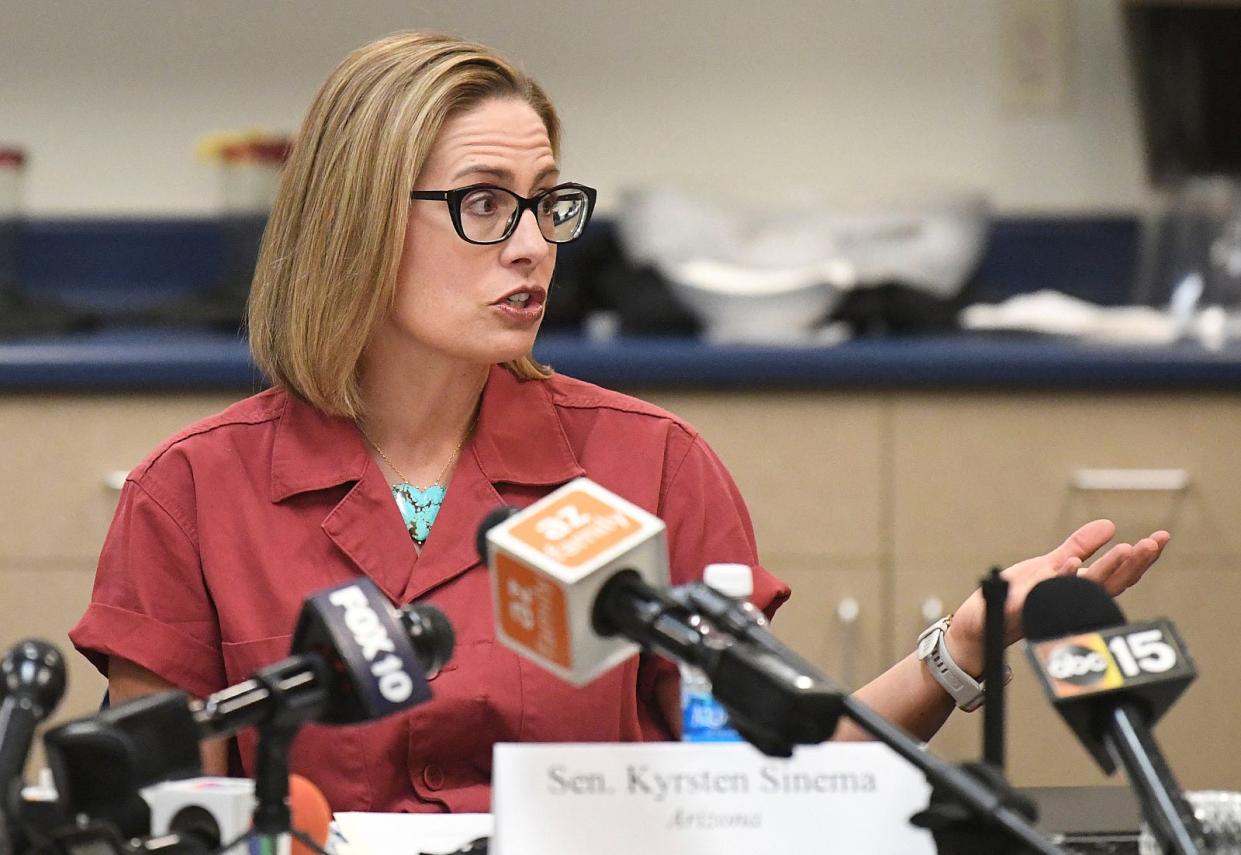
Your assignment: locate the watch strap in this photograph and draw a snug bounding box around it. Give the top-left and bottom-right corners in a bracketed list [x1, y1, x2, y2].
[916, 616, 1010, 712]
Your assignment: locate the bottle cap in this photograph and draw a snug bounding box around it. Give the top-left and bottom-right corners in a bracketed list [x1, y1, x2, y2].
[703, 563, 753, 599]
[0, 147, 25, 168]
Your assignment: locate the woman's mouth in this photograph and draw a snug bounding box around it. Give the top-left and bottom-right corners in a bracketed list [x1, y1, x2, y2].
[491, 287, 546, 323]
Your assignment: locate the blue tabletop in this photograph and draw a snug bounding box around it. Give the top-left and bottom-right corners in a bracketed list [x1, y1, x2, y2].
[9, 215, 1229, 392]
[3, 328, 1241, 392]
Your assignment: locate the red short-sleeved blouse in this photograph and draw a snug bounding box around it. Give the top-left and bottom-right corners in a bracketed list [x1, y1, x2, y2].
[70, 365, 789, 813]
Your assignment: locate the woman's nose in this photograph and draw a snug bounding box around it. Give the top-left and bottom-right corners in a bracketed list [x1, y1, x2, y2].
[500, 208, 550, 265]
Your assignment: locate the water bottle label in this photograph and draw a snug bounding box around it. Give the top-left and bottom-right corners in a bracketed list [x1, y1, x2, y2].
[681, 689, 743, 742]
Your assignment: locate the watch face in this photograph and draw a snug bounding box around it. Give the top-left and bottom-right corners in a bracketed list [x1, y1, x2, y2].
[916, 632, 938, 659]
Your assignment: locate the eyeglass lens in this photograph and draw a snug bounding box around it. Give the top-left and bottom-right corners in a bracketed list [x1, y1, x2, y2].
[459, 186, 590, 243]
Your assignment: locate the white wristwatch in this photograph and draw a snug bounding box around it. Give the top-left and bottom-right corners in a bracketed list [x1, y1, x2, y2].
[916, 616, 1010, 712]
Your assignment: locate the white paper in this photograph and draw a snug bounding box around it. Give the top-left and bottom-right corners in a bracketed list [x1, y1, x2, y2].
[332, 812, 492, 855]
[493, 742, 934, 855]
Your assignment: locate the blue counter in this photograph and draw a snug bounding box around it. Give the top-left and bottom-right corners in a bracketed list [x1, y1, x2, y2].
[3, 328, 1240, 392]
[5, 215, 1239, 392]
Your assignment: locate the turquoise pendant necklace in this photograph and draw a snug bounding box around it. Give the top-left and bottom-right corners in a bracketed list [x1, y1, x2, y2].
[363, 418, 476, 546]
[391, 482, 447, 545]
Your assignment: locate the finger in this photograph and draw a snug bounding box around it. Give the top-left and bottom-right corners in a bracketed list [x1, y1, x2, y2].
[1079, 542, 1133, 591]
[1080, 533, 1167, 595]
[1104, 535, 1165, 593]
[1047, 519, 1117, 566]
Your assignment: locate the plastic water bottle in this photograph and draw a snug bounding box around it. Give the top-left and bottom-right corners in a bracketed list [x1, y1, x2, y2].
[680, 563, 759, 742]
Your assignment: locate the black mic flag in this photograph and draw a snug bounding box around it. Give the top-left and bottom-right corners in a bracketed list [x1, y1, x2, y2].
[1023, 575, 1204, 855]
[1022, 575, 1195, 773]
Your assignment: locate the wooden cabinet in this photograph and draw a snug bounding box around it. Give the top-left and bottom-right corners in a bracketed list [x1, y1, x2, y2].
[642, 388, 1241, 790]
[890, 392, 1241, 563]
[3, 386, 1238, 790]
[889, 392, 1241, 789]
[0, 558, 114, 768]
[0, 393, 241, 760]
[0, 394, 243, 561]
[637, 391, 888, 690]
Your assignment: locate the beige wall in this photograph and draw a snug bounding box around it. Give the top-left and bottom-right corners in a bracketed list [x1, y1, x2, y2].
[2, 0, 1146, 217]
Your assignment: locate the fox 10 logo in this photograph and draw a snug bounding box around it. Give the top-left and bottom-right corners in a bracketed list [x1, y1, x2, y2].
[1032, 623, 1184, 699]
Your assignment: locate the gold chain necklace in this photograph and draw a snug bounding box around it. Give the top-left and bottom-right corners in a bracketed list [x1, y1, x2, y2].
[359, 416, 478, 545]
[362, 417, 477, 490]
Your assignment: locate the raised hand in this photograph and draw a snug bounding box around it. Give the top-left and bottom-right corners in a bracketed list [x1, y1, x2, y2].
[944, 520, 1170, 673]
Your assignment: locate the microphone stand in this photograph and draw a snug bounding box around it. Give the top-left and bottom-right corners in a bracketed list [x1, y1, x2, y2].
[668, 580, 1065, 855]
[907, 569, 1043, 855]
[34, 670, 329, 855]
[210, 669, 331, 855]
[211, 725, 333, 855]
[983, 567, 1008, 771]
[1105, 706, 1204, 855]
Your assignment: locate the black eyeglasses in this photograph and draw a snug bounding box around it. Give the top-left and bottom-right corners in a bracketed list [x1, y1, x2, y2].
[409, 182, 597, 245]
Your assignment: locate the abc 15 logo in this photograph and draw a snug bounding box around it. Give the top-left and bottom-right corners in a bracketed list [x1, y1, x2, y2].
[1031, 624, 1182, 699]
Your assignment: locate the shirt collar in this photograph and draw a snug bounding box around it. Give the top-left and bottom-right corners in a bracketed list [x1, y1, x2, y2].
[269, 364, 583, 502]
[269, 391, 371, 502]
[471, 364, 585, 486]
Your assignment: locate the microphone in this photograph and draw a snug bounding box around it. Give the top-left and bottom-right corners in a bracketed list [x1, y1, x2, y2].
[143, 777, 257, 854]
[479, 480, 1067, 854]
[143, 773, 332, 855]
[482, 477, 671, 685]
[1, 641, 67, 787]
[197, 578, 454, 737]
[478, 477, 845, 755]
[1023, 575, 1205, 855]
[287, 774, 332, 855]
[1, 640, 66, 854]
[40, 578, 454, 838]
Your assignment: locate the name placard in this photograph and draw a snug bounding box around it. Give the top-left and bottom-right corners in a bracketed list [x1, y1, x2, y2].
[492, 742, 933, 855]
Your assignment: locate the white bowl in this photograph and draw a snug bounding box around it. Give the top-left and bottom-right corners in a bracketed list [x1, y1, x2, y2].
[663, 259, 845, 344]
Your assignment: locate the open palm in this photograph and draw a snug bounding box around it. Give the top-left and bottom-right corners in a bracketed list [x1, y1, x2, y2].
[950, 519, 1170, 654]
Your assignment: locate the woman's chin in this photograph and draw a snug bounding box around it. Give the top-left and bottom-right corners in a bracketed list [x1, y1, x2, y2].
[484, 327, 543, 364]
[384, 324, 541, 369]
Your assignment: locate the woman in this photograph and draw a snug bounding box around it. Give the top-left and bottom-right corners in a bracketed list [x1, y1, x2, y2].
[70, 31, 1167, 813]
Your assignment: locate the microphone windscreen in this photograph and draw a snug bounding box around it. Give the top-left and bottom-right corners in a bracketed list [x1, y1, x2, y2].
[1022, 575, 1126, 641]
[404, 604, 455, 674]
[476, 506, 520, 563]
[288, 774, 332, 855]
[2, 639, 67, 714]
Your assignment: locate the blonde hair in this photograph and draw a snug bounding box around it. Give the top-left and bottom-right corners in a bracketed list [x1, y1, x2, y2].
[247, 31, 558, 419]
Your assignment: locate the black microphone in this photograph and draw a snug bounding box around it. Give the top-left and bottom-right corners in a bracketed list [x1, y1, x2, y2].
[593, 570, 845, 754]
[480, 485, 1067, 854]
[1, 640, 66, 853]
[197, 579, 454, 737]
[1023, 575, 1205, 855]
[475, 506, 519, 566]
[476, 484, 845, 755]
[40, 578, 454, 839]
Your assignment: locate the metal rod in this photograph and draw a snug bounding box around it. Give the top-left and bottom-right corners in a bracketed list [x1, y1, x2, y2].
[983, 566, 1008, 770]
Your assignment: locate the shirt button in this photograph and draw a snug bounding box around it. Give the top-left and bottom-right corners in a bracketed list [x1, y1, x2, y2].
[423, 764, 445, 790]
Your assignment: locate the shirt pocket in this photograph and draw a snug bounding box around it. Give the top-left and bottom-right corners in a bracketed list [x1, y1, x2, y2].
[517, 655, 632, 743]
[406, 638, 522, 810]
[221, 634, 372, 811]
